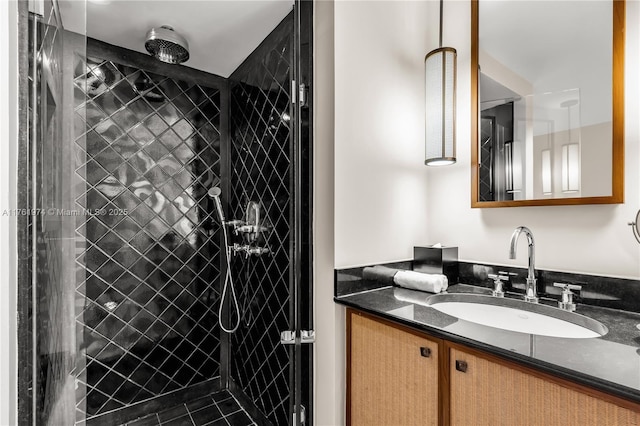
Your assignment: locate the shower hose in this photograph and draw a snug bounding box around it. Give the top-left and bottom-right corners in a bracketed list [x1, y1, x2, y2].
[218, 220, 241, 333]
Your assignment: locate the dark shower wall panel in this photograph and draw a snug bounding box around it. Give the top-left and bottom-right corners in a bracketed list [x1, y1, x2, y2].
[229, 17, 293, 426]
[73, 52, 223, 418]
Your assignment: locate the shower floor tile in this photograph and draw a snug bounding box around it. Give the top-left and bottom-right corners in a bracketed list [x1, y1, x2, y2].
[124, 390, 256, 426]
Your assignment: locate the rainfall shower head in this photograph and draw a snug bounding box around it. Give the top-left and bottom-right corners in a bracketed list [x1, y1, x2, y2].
[145, 25, 190, 64]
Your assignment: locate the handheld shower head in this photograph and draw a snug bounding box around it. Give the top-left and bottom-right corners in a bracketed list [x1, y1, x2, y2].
[208, 186, 225, 223]
[208, 187, 222, 198]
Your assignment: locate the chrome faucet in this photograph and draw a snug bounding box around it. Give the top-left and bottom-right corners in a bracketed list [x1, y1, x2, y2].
[509, 226, 538, 303]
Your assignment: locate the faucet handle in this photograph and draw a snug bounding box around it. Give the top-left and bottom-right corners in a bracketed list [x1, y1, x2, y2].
[488, 273, 509, 280]
[553, 283, 582, 312]
[487, 274, 506, 297]
[553, 282, 582, 292]
[498, 271, 517, 279]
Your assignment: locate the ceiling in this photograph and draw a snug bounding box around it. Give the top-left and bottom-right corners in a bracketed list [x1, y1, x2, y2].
[58, 0, 294, 78]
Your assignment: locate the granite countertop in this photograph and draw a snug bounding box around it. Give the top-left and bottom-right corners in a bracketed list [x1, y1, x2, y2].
[335, 282, 640, 404]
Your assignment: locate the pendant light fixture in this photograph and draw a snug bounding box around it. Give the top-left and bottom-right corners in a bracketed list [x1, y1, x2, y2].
[425, 0, 457, 166]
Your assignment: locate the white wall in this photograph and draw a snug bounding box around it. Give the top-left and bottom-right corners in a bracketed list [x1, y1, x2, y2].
[318, 1, 640, 424]
[334, 0, 435, 268]
[1, 0, 19, 424]
[426, 0, 640, 280]
[313, 1, 345, 426]
[331, 0, 640, 278]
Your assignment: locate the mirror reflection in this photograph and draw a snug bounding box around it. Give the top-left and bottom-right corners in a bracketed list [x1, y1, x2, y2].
[474, 0, 623, 206]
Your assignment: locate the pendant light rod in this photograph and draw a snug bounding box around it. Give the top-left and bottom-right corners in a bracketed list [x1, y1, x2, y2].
[439, 0, 444, 48]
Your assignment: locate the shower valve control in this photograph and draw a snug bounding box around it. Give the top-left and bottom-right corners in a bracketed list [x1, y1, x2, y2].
[229, 243, 270, 258]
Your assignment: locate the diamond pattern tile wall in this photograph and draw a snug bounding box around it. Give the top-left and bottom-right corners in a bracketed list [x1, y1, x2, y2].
[229, 18, 293, 426]
[479, 117, 493, 201]
[73, 53, 223, 418]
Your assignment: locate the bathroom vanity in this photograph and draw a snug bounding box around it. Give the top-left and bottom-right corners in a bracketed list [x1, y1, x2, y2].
[336, 271, 640, 426]
[347, 309, 640, 426]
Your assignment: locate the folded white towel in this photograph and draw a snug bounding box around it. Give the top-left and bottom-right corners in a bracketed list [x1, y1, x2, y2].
[393, 270, 448, 293]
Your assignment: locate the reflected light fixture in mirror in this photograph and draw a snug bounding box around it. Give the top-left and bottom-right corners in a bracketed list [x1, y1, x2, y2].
[425, 0, 456, 166]
[561, 99, 580, 193]
[541, 149, 552, 195]
[505, 141, 514, 192]
[562, 143, 580, 193]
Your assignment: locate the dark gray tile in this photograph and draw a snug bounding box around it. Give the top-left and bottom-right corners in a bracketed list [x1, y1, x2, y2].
[202, 419, 227, 426]
[210, 391, 232, 404]
[185, 395, 215, 412]
[216, 398, 240, 416]
[157, 404, 189, 423]
[189, 404, 223, 426]
[224, 411, 254, 426]
[161, 414, 195, 426]
[127, 414, 160, 426]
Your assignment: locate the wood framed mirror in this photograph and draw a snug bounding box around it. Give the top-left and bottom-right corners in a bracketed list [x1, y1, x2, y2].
[471, 0, 625, 208]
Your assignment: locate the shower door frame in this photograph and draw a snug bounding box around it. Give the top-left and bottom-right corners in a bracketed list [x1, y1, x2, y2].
[291, 1, 314, 425]
[16, 0, 32, 423]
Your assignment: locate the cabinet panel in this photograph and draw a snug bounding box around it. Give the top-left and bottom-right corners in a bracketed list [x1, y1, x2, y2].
[349, 311, 439, 426]
[450, 347, 640, 426]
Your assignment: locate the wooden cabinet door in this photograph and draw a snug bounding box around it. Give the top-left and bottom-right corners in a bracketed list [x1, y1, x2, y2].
[348, 310, 440, 426]
[450, 346, 640, 426]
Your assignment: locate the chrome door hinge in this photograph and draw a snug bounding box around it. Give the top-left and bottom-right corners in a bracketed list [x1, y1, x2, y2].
[298, 83, 307, 107]
[280, 330, 316, 345]
[293, 405, 307, 426]
[291, 81, 307, 107]
[280, 330, 295, 345]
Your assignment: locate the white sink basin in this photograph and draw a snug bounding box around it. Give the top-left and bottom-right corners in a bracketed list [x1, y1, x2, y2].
[426, 293, 607, 339]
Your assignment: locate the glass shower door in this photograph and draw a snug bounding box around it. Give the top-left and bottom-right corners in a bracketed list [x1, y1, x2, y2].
[26, 0, 87, 424]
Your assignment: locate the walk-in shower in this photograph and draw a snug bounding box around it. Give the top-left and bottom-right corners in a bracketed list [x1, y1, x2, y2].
[17, 1, 313, 425]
